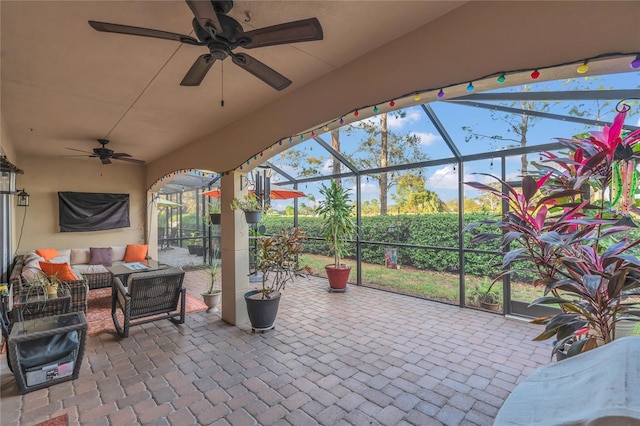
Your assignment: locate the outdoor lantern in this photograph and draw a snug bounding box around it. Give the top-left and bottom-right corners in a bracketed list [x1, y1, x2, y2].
[0, 155, 23, 194]
[387, 222, 396, 234]
[16, 189, 30, 207]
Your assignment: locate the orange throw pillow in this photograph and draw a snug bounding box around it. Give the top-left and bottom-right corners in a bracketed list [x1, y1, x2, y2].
[124, 244, 148, 262]
[39, 262, 78, 281]
[36, 248, 59, 261]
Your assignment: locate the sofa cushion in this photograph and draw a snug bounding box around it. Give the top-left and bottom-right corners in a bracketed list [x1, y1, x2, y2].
[124, 244, 148, 262]
[111, 246, 126, 262]
[36, 248, 58, 261]
[49, 255, 71, 264]
[90, 247, 113, 266]
[70, 248, 91, 265]
[39, 261, 79, 281]
[58, 248, 71, 258]
[73, 264, 109, 274]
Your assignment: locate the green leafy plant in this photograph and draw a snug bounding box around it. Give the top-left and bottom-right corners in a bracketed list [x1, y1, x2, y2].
[203, 247, 221, 295]
[316, 180, 358, 267]
[468, 279, 501, 306]
[465, 106, 640, 358]
[254, 227, 310, 299]
[231, 193, 265, 212]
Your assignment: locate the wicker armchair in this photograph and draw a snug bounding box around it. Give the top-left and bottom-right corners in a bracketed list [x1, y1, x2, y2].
[111, 267, 186, 337]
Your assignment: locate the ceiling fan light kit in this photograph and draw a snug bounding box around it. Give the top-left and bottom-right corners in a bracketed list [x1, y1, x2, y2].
[88, 0, 323, 91]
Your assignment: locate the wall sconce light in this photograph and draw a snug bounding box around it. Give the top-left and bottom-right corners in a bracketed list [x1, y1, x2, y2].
[16, 189, 30, 207]
[0, 155, 24, 194]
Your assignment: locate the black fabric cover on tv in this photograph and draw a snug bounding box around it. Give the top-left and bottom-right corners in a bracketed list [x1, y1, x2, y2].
[58, 192, 130, 232]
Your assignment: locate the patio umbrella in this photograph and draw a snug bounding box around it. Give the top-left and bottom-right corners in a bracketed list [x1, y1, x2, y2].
[203, 185, 306, 200]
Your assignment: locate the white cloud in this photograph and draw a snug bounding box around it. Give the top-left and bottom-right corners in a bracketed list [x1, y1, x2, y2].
[388, 109, 422, 130]
[412, 131, 441, 146]
[425, 166, 496, 191]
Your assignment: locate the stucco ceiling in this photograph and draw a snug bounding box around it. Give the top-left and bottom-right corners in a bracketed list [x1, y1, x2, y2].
[1, 0, 465, 166]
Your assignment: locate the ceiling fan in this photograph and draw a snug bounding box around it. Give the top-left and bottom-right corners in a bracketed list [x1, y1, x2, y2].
[88, 0, 323, 91]
[64, 139, 146, 165]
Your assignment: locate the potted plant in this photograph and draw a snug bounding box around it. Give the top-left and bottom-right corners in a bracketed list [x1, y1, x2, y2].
[231, 193, 266, 224]
[201, 247, 221, 312]
[186, 233, 204, 256]
[468, 279, 501, 311]
[316, 180, 357, 291]
[465, 105, 640, 359]
[208, 199, 221, 225]
[244, 227, 309, 332]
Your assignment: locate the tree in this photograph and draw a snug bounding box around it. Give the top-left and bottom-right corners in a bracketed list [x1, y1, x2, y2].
[275, 145, 325, 178]
[393, 173, 443, 213]
[361, 199, 380, 216]
[463, 85, 550, 175]
[348, 112, 428, 214]
[475, 181, 502, 213]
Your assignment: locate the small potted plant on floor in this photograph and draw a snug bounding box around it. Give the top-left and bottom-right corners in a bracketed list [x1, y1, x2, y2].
[316, 180, 357, 291]
[202, 248, 221, 313]
[244, 227, 309, 332]
[231, 193, 266, 224]
[468, 280, 501, 311]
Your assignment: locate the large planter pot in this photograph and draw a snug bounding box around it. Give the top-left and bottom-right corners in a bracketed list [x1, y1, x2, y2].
[209, 213, 221, 225]
[244, 210, 262, 224]
[244, 290, 280, 332]
[325, 264, 351, 291]
[202, 291, 221, 313]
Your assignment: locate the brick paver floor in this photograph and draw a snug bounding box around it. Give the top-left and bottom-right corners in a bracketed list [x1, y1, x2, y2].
[0, 271, 551, 425]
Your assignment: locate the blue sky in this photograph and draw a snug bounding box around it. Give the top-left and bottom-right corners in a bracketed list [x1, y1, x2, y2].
[268, 71, 640, 209]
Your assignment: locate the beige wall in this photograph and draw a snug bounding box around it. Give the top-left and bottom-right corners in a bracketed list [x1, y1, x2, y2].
[13, 156, 146, 255]
[146, 1, 640, 185]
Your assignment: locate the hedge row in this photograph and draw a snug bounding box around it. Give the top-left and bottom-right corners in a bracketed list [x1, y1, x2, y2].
[260, 213, 503, 277]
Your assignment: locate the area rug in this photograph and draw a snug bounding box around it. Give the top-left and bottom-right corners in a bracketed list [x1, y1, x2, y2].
[35, 413, 69, 426]
[86, 287, 208, 335]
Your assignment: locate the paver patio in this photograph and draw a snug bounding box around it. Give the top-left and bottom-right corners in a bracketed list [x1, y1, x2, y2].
[0, 271, 551, 425]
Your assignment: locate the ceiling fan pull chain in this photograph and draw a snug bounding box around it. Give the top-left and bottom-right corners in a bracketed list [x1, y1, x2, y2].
[221, 61, 224, 107]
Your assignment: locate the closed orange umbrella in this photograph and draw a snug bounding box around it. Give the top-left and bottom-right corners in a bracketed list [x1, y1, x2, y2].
[203, 185, 305, 200]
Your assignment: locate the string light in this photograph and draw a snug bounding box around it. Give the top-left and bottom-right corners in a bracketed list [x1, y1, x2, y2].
[437, 89, 445, 98]
[389, 100, 395, 107]
[466, 82, 474, 92]
[497, 73, 506, 84]
[373, 106, 379, 114]
[279, 140, 283, 145]
[354, 110, 359, 117]
[631, 55, 640, 69]
[577, 61, 589, 74]
[311, 131, 316, 137]
[289, 137, 293, 143]
[413, 94, 421, 101]
[531, 69, 540, 79]
[339, 118, 344, 125]
[300, 135, 304, 141]
[323, 125, 329, 131]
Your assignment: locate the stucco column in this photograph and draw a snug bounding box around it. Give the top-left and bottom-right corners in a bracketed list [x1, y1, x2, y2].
[220, 171, 250, 325]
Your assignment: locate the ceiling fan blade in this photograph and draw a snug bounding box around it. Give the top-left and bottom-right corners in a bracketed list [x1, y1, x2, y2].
[114, 157, 146, 165]
[181, 54, 216, 86]
[241, 18, 323, 49]
[88, 21, 202, 46]
[111, 153, 132, 158]
[65, 147, 92, 154]
[100, 157, 112, 165]
[185, 0, 223, 36]
[232, 53, 291, 91]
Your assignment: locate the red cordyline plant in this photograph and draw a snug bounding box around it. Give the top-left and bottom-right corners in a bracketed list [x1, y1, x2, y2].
[465, 105, 640, 358]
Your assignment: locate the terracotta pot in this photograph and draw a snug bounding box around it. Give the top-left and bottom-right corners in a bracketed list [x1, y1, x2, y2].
[325, 264, 351, 290]
[480, 300, 500, 311]
[202, 291, 221, 313]
[244, 290, 280, 331]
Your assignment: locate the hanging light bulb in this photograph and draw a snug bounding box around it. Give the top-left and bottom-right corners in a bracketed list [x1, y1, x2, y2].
[289, 137, 293, 143]
[339, 118, 344, 125]
[466, 82, 474, 92]
[577, 61, 589, 74]
[300, 135, 304, 141]
[497, 73, 506, 84]
[437, 89, 445, 98]
[413, 94, 421, 101]
[373, 106, 379, 114]
[354, 110, 359, 117]
[323, 125, 329, 131]
[389, 100, 396, 107]
[311, 131, 316, 137]
[631, 55, 640, 69]
[531, 69, 540, 79]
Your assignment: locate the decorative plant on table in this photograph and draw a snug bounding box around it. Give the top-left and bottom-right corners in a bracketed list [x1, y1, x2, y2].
[465, 103, 640, 359]
[316, 180, 358, 291]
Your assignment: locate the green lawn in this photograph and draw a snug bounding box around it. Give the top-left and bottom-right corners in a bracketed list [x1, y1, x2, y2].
[300, 253, 544, 305]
